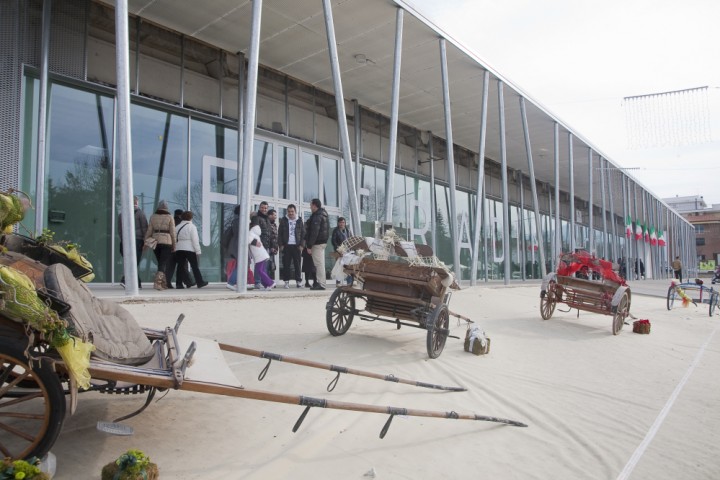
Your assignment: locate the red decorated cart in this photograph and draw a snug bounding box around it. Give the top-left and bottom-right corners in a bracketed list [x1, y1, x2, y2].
[539, 251, 631, 335]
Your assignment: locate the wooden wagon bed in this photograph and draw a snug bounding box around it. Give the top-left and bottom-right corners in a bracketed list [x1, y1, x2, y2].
[539, 252, 631, 335]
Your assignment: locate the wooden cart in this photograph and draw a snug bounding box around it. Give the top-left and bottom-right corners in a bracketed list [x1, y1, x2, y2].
[326, 253, 466, 359]
[539, 253, 631, 335]
[0, 239, 525, 462]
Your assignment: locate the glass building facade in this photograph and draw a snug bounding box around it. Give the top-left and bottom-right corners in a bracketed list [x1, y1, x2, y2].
[0, 0, 694, 286]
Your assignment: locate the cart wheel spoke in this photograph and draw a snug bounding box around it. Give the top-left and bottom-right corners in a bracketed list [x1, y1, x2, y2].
[612, 292, 630, 335]
[326, 289, 355, 336]
[0, 339, 66, 460]
[540, 281, 557, 320]
[426, 304, 449, 359]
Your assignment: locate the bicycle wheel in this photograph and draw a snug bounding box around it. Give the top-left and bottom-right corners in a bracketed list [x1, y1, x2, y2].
[666, 286, 676, 311]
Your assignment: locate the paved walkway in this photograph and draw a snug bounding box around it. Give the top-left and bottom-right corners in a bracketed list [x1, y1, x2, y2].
[89, 277, 686, 302]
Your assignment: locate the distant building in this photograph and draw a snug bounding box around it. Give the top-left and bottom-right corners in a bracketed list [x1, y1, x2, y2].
[664, 196, 720, 267]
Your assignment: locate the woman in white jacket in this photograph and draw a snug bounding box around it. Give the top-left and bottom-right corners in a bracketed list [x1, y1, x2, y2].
[249, 223, 275, 289]
[174, 211, 208, 288]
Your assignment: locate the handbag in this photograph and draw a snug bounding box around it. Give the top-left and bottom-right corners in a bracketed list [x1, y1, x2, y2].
[144, 237, 158, 250]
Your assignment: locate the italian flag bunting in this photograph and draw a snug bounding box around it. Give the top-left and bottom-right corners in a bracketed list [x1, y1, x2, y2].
[658, 230, 666, 247]
[625, 216, 632, 237]
[643, 224, 650, 243]
[650, 226, 657, 246]
[634, 221, 642, 240]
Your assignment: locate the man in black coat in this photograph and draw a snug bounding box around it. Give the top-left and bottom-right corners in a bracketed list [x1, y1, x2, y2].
[278, 204, 305, 288]
[305, 198, 329, 290]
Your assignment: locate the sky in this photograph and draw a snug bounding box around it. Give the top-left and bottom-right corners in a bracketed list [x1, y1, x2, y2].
[407, 0, 720, 206]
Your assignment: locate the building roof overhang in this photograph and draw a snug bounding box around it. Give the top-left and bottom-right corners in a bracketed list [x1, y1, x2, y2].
[102, 0, 672, 220]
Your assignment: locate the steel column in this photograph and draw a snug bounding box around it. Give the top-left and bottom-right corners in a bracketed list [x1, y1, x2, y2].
[607, 167, 617, 261]
[34, 0, 52, 234]
[588, 150, 594, 255]
[599, 158, 608, 259]
[498, 80, 510, 284]
[471, 71, 490, 285]
[115, 0, 139, 295]
[568, 133, 575, 252]
[519, 97, 546, 277]
[384, 8, 404, 223]
[322, 0, 361, 235]
[428, 133, 437, 253]
[353, 99, 361, 217]
[439, 38, 461, 281]
[236, 0, 262, 293]
[553, 123, 561, 269]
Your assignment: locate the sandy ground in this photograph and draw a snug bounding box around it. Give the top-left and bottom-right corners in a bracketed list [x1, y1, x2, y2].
[48, 284, 720, 479]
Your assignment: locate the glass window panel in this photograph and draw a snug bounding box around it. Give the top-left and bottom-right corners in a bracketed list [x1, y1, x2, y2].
[280, 146, 297, 201]
[412, 178, 432, 246]
[434, 184, 453, 267]
[456, 190, 472, 280]
[128, 104, 188, 282]
[302, 152, 319, 203]
[188, 119, 238, 283]
[322, 156, 338, 207]
[45, 84, 115, 282]
[359, 164, 376, 235]
[252, 139, 273, 196]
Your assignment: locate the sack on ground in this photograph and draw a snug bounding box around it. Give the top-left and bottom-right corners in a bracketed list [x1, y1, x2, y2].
[464, 325, 490, 355]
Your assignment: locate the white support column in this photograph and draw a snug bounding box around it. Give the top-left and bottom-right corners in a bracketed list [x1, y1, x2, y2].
[600, 157, 608, 259]
[588, 149, 594, 255]
[553, 123, 561, 268]
[568, 133, 575, 252]
[322, 0, 362, 235]
[519, 96, 546, 277]
[35, 0, 52, 235]
[439, 38, 461, 281]
[384, 8, 404, 224]
[471, 71, 490, 285]
[115, 0, 139, 296]
[498, 80, 510, 284]
[236, 0, 263, 293]
[428, 133, 437, 253]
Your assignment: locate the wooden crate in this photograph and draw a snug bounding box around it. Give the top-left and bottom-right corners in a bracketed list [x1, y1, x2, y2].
[347, 258, 445, 300]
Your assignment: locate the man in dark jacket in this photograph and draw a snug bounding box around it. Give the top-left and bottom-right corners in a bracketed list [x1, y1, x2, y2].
[305, 198, 329, 290]
[278, 204, 304, 288]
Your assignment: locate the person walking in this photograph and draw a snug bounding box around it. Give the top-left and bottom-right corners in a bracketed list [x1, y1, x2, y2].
[249, 223, 275, 289]
[145, 199, 176, 290]
[672, 256, 683, 283]
[267, 208, 279, 281]
[118, 195, 148, 288]
[221, 205, 241, 288]
[250, 201, 271, 289]
[331, 216, 352, 286]
[305, 198, 329, 290]
[278, 204, 304, 288]
[174, 211, 208, 289]
[301, 216, 316, 288]
[167, 208, 194, 288]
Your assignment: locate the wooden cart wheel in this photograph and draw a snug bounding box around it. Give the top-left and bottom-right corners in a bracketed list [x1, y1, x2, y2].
[540, 281, 557, 320]
[666, 285, 676, 310]
[0, 338, 66, 460]
[326, 288, 355, 336]
[612, 292, 630, 335]
[426, 304, 449, 359]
